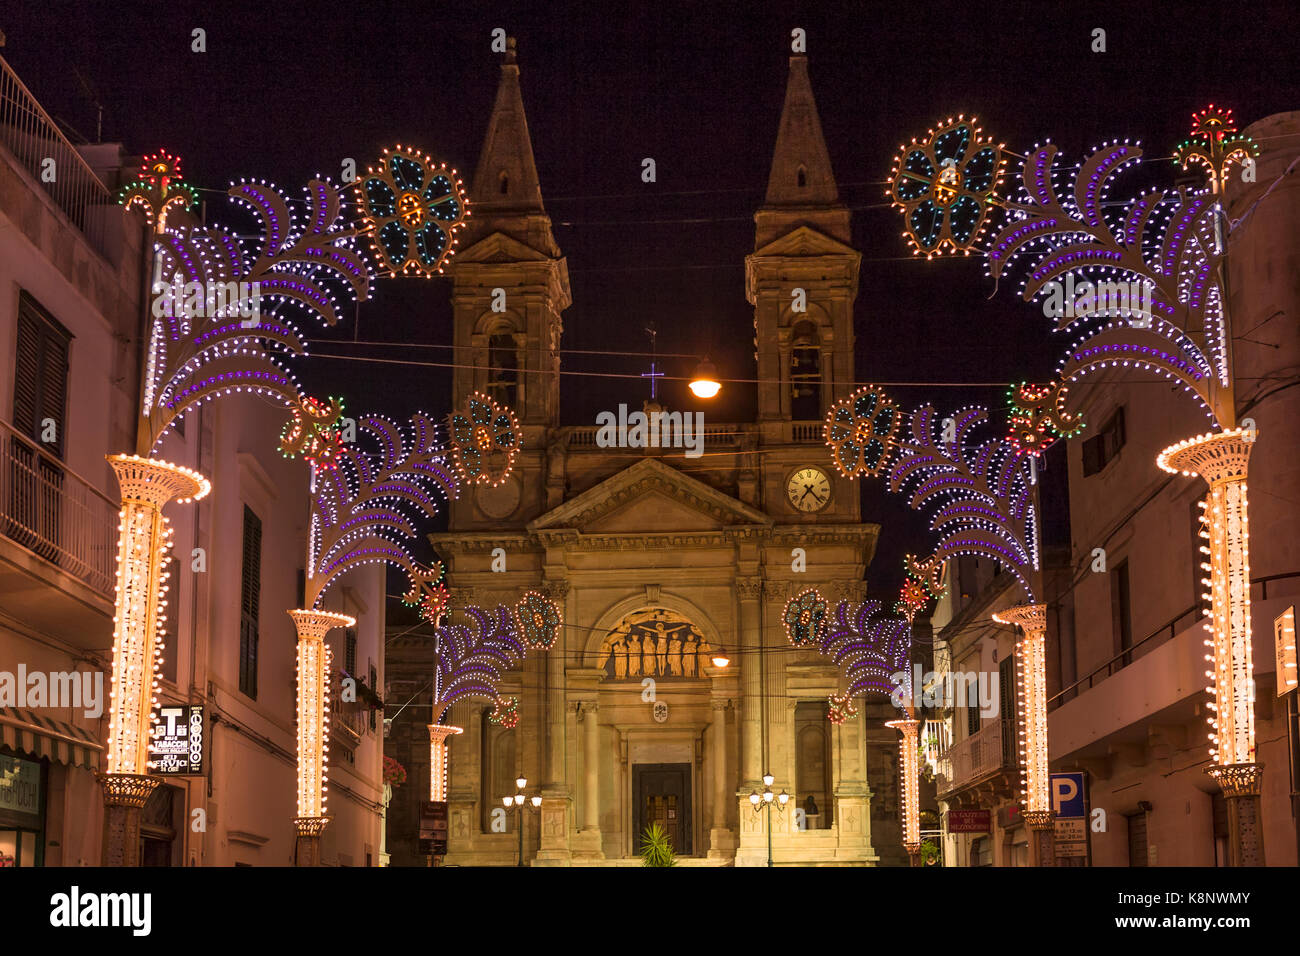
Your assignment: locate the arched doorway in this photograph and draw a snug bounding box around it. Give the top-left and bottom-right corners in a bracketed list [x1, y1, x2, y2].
[593, 606, 717, 859]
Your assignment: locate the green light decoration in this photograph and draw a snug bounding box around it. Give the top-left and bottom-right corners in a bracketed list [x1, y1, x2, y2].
[117, 150, 199, 233]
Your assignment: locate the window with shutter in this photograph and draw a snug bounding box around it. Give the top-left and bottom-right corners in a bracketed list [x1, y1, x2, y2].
[161, 557, 181, 683]
[239, 506, 262, 699]
[345, 629, 357, 676]
[12, 293, 71, 458]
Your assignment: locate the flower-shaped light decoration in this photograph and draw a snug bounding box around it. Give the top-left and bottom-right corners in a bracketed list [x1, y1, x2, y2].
[889, 116, 1005, 258]
[1173, 105, 1259, 195]
[1006, 381, 1084, 457]
[356, 145, 469, 277]
[489, 695, 520, 729]
[117, 150, 199, 233]
[514, 590, 562, 650]
[784, 588, 830, 647]
[896, 553, 948, 623]
[824, 385, 902, 478]
[448, 392, 521, 487]
[827, 692, 858, 725]
[280, 394, 346, 469]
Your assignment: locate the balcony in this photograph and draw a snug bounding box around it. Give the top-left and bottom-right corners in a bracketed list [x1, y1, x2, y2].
[937, 717, 1016, 796]
[0, 420, 117, 646]
[0, 54, 113, 259]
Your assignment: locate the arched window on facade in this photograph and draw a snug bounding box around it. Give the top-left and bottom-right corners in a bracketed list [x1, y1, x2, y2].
[797, 164, 807, 188]
[487, 330, 519, 408]
[794, 700, 833, 829]
[790, 320, 821, 420]
[498, 170, 510, 195]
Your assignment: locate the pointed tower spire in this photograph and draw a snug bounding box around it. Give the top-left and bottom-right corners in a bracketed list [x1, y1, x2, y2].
[755, 54, 850, 247]
[466, 37, 559, 255]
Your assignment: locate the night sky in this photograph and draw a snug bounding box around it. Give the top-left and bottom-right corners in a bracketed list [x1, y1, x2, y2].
[5, 0, 1296, 595]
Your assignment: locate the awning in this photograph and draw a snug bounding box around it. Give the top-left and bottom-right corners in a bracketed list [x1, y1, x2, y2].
[0, 707, 102, 771]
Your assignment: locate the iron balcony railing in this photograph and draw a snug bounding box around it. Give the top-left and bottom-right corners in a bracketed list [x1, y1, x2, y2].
[0, 419, 117, 596]
[0, 53, 113, 256]
[937, 717, 1016, 795]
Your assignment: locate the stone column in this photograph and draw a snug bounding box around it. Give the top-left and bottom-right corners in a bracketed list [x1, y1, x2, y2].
[735, 577, 766, 866]
[737, 577, 763, 786]
[832, 703, 875, 863]
[582, 703, 600, 831]
[708, 699, 736, 858]
[569, 700, 604, 860]
[536, 579, 572, 864]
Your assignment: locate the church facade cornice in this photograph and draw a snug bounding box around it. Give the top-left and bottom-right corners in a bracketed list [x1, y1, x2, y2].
[529, 458, 774, 534]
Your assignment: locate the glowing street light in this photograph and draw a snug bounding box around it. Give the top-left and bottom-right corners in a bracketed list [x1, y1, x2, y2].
[689, 358, 721, 398]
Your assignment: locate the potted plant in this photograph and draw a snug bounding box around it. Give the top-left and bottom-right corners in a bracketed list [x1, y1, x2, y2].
[639, 823, 677, 867]
[383, 755, 407, 788]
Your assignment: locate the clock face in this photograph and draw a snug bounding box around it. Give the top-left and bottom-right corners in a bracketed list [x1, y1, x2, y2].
[787, 467, 831, 513]
[475, 476, 522, 519]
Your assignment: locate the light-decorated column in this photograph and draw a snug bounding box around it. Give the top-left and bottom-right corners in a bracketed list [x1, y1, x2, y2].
[289, 608, 353, 867]
[884, 718, 921, 866]
[101, 454, 209, 866]
[1159, 428, 1263, 865]
[993, 603, 1054, 867]
[427, 724, 464, 803]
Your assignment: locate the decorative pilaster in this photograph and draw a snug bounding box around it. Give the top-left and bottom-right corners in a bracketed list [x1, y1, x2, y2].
[737, 576, 763, 787]
[1159, 429, 1262, 866]
[100, 455, 209, 866]
[708, 699, 736, 858]
[289, 608, 354, 866]
[537, 578, 572, 864]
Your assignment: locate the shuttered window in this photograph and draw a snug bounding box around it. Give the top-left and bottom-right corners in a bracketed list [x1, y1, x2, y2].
[1127, 811, 1148, 867]
[161, 557, 181, 683]
[238, 506, 261, 699]
[12, 293, 71, 457]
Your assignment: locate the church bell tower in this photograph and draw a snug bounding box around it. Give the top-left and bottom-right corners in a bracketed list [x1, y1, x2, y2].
[449, 39, 570, 528]
[746, 54, 862, 522]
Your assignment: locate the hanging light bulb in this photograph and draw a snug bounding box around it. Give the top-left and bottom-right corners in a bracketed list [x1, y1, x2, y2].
[689, 357, 721, 398]
[711, 644, 731, 668]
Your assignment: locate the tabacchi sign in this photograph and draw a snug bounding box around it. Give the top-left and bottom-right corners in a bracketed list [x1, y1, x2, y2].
[153, 705, 204, 775]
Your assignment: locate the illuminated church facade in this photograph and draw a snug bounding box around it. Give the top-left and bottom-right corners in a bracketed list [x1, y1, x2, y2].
[427, 43, 906, 865]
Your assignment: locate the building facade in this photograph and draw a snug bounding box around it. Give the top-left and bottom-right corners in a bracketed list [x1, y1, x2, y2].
[415, 47, 907, 865]
[0, 53, 386, 866]
[931, 111, 1300, 867]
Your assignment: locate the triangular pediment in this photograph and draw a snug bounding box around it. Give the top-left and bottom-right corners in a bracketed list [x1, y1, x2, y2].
[529, 458, 772, 534]
[750, 224, 859, 260]
[455, 230, 554, 264]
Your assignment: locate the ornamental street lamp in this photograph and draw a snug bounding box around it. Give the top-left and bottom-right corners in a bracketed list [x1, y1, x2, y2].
[503, 776, 543, 867]
[748, 772, 791, 868]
